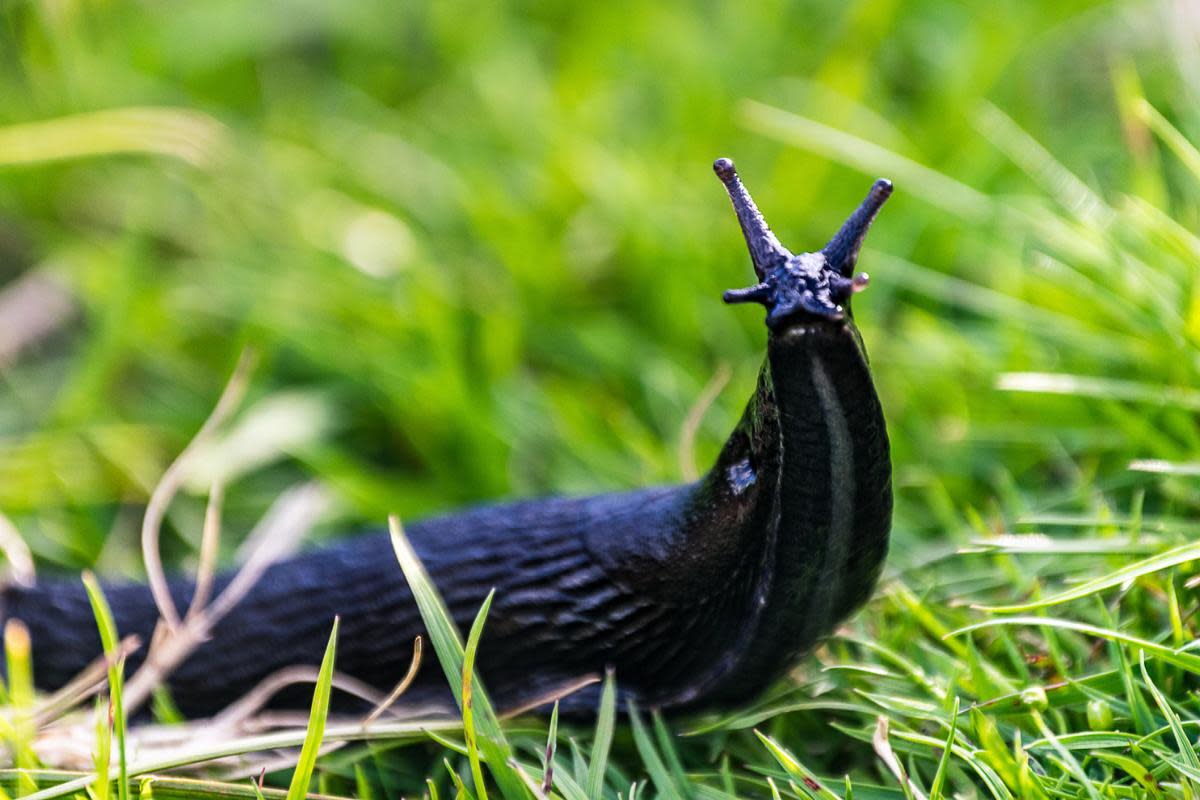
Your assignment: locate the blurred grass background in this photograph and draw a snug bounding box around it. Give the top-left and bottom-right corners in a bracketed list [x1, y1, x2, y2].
[4, 0, 1195, 571]
[4, 0, 1200, 794]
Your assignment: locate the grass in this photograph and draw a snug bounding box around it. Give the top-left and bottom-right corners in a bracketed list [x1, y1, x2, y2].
[3, 0, 1200, 796]
[81, 572, 128, 800]
[285, 617, 337, 800]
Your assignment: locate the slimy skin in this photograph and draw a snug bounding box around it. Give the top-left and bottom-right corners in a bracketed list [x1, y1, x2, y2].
[4, 160, 893, 717]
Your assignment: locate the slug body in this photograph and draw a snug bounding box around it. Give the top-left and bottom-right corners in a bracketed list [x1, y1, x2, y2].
[5, 161, 893, 717]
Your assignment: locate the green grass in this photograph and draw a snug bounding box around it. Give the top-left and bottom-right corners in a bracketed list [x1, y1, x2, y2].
[82, 572, 129, 800]
[285, 618, 337, 800]
[3, 0, 1200, 796]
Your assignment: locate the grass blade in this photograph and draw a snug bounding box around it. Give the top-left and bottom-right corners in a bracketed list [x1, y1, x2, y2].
[1093, 752, 1163, 797]
[285, 616, 339, 800]
[928, 697, 959, 800]
[445, 759, 478, 800]
[0, 107, 226, 168]
[6, 620, 37, 796]
[463, 589, 496, 800]
[388, 516, 526, 800]
[754, 731, 841, 800]
[542, 701, 559, 796]
[1135, 98, 1200, 183]
[872, 716, 923, 800]
[947, 617, 1200, 674]
[1139, 653, 1200, 782]
[93, 699, 112, 800]
[82, 573, 129, 800]
[974, 539, 1200, 612]
[995, 372, 1200, 411]
[587, 671, 616, 799]
[628, 701, 682, 800]
[651, 712, 690, 797]
[549, 763, 590, 800]
[738, 100, 993, 221]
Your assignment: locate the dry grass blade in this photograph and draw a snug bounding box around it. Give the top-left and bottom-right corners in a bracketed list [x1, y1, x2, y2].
[22, 691, 444, 799]
[124, 481, 329, 712]
[142, 348, 256, 631]
[205, 482, 329, 624]
[996, 372, 1200, 411]
[362, 636, 423, 727]
[1129, 459, 1200, 476]
[496, 674, 600, 720]
[211, 665, 402, 731]
[873, 716, 927, 800]
[0, 510, 34, 589]
[188, 480, 225, 621]
[32, 636, 140, 727]
[0, 271, 75, 369]
[678, 362, 731, 482]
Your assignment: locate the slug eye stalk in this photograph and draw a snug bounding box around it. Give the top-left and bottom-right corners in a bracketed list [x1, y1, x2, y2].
[712, 157, 791, 278]
[820, 178, 894, 277]
[714, 158, 892, 329]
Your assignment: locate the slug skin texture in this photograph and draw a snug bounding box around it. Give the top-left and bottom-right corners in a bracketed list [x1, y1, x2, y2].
[4, 159, 892, 717]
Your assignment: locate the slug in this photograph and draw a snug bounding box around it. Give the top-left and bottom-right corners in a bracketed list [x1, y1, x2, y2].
[3, 159, 893, 717]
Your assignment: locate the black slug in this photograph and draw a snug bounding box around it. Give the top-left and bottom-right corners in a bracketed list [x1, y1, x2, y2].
[3, 159, 893, 718]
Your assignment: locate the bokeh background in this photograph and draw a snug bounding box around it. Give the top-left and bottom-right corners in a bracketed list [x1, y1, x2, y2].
[1, 0, 1197, 588]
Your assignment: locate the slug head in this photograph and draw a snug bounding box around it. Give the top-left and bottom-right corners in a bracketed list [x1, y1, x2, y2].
[713, 158, 891, 330]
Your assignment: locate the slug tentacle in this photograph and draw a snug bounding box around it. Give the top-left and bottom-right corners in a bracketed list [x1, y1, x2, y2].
[717, 158, 891, 330]
[822, 179, 894, 276]
[3, 159, 894, 718]
[722, 282, 772, 305]
[712, 157, 792, 278]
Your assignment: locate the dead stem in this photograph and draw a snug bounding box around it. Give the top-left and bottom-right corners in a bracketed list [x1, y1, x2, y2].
[142, 348, 256, 631]
[361, 636, 423, 727]
[187, 480, 225, 622]
[125, 482, 329, 713]
[677, 362, 732, 482]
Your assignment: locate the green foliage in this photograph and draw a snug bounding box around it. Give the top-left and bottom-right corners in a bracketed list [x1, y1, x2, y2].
[2, 0, 1200, 797]
[82, 573, 128, 800]
[586, 673, 616, 799]
[462, 590, 496, 800]
[285, 617, 338, 800]
[5, 621, 37, 796]
[388, 517, 525, 800]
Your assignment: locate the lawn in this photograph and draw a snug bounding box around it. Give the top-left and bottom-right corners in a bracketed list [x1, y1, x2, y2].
[2, 0, 1200, 797]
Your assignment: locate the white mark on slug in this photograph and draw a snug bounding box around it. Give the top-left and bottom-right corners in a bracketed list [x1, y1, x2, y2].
[726, 459, 757, 496]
